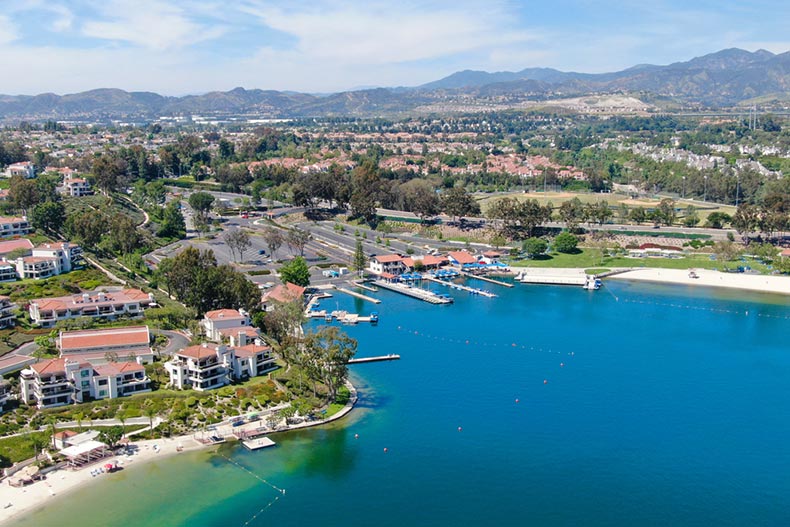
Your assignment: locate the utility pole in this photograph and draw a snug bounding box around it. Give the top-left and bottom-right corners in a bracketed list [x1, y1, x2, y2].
[703, 175, 708, 202]
[735, 174, 740, 207]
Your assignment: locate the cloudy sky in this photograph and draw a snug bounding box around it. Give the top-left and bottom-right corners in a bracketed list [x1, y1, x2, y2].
[0, 0, 788, 95]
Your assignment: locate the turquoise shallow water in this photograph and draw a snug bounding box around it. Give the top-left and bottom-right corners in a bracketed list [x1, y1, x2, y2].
[12, 280, 790, 527]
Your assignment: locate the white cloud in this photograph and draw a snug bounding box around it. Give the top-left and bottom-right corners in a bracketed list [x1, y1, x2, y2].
[0, 15, 19, 45]
[81, 0, 227, 50]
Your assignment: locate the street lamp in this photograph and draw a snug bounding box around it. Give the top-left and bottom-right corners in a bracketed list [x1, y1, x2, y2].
[682, 176, 686, 199]
[703, 175, 708, 202]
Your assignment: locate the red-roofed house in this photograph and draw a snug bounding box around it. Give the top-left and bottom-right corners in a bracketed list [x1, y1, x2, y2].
[164, 340, 277, 391]
[20, 355, 151, 408]
[0, 238, 33, 259]
[261, 282, 306, 311]
[28, 288, 155, 327]
[0, 216, 31, 238]
[58, 326, 153, 364]
[202, 308, 252, 342]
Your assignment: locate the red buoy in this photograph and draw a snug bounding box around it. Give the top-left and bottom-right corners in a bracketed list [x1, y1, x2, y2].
[383, 447, 388, 453]
[458, 427, 462, 432]
[515, 398, 520, 403]
[543, 379, 548, 385]
[354, 434, 359, 439]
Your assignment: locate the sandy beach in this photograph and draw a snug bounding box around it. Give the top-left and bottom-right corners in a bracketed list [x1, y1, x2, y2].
[0, 382, 358, 525]
[609, 268, 790, 295]
[0, 435, 206, 525]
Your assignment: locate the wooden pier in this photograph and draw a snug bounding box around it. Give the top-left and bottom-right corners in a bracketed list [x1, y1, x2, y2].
[351, 281, 379, 293]
[460, 271, 514, 288]
[517, 272, 587, 286]
[424, 276, 497, 298]
[335, 286, 381, 304]
[374, 280, 453, 304]
[348, 354, 400, 364]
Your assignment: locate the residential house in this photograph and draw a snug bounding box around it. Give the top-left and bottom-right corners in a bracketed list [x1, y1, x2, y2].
[4, 162, 35, 179]
[0, 296, 17, 328]
[28, 288, 156, 327]
[62, 177, 91, 197]
[0, 263, 15, 282]
[0, 216, 31, 238]
[202, 308, 255, 342]
[20, 357, 151, 409]
[368, 254, 407, 275]
[14, 242, 82, 280]
[164, 339, 276, 391]
[261, 282, 306, 311]
[58, 326, 153, 364]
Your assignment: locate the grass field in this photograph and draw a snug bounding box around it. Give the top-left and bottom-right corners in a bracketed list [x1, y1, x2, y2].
[477, 191, 737, 224]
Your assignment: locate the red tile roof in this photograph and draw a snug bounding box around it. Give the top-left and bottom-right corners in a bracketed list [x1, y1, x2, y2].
[0, 238, 33, 254]
[205, 309, 246, 321]
[176, 344, 224, 360]
[372, 254, 403, 263]
[234, 343, 272, 358]
[263, 282, 306, 303]
[448, 251, 477, 264]
[93, 362, 145, 376]
[59, 326, 150, 351]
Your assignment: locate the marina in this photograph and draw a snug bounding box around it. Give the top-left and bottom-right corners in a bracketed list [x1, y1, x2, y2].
[460, 271, 514, 288]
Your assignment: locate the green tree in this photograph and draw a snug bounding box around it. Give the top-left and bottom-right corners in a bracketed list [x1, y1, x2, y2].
[92, 155, 125, 194]
[683, 205, 700, 227]
[523, 237, 548, 258]
[352, 240, 366, 277]
[285, 228, 311, 257]
[349, 160, 381, 225]
[8, 175, 39, 213]
[279, 257, 310, 287]
[263, 227, 284, 259]
[705, 211, 731, 229]
[553, 231, 579, 253]
[712, 241, 742, 269]
[302, 326, 357, 400]
[188, 191, 215, 226]
[98, 425, 124, 449]
[31, 201, 66, 235]
[157, 201, 186, 239]
[656, 198, 677, 226]
[441, 186, 480, 222]
[558, 197, 585, 230]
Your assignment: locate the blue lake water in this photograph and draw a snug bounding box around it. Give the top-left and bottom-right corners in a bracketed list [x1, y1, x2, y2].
[12, 279, 790, 526]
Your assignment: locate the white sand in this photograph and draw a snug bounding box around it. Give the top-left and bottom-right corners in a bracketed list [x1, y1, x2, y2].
[609, 268, 790, 295]
[0, 436, 205, 525]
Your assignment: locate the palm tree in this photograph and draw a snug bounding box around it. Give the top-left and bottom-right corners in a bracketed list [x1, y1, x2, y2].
[74, 412, 84, 432]
[144, 407, 157, 435]
[116, 410, 127, 438]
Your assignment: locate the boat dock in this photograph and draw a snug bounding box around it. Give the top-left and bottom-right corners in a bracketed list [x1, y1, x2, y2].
[335, 286, 381, 304]
[351, 281, 379, 293]
[516, 271, 601, 290]
[374, 280, 453, 304]
[242, 437, 276, 451]
[348, 354, 400, 364]
[460, 271, 514, 288]
[424, 276, 497, 298]
[307, 310, 379, 324]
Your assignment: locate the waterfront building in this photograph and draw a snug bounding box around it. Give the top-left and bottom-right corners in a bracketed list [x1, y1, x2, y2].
[164, 339, 276, 391]
[0, 216, 31, 238]
[369, 254, 407, 275]
[0, 295, 17, 328]
[261, 282, 306, 311]
[202, 308, 254, 342]
[20, 357, 151, 409]
[447, 251, 477, 267]
[58, 326, 153, 364]
[28, 288, 155, 327]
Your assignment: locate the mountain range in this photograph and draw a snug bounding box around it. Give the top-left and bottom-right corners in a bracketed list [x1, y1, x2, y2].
[1, 48, 788, 123]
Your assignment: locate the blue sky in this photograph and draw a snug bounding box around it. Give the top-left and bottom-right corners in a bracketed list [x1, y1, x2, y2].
[0, 0, 788, 95]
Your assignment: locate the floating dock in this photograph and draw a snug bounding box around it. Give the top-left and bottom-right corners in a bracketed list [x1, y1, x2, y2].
[351, 281, 379, 293]
[242, 437, 276, 450]
[459, 271, 514, 288]
[516, 272, 600, 290]
[424, 276, 497, 298]
[335, 286, 381, 304]
[374, 280, 453, 304]
[307, 310, 379, 324]
[348, 354, 401, 364]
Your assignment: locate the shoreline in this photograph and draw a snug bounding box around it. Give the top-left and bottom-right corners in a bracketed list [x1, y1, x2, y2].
[607, 268, 790, 295]
[0, 384, 358, 526]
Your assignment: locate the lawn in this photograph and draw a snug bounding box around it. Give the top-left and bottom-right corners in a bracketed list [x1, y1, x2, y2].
[508, 249, 768, 272]
[0, 268, 113, 303]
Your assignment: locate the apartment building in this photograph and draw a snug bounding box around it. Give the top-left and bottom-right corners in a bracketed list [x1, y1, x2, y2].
[0, 216, 31, 238]
[0, 296, 17, 328]
[28, 288, 155, 327]
[58, 326, 153, 364]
